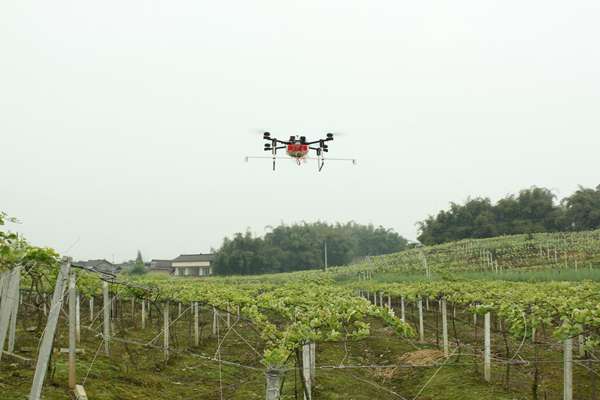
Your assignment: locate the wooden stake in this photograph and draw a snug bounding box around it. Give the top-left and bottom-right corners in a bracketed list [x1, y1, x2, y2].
[29, 260, 70, 400]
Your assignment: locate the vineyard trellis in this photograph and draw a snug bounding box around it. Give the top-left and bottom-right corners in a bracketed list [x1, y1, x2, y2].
[3, 229, 600, 398]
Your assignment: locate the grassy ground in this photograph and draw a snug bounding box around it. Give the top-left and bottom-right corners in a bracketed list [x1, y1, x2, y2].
[5, 297, 590, 400]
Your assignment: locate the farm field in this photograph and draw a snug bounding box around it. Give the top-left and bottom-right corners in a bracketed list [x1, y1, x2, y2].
[2, 229, 600, 399]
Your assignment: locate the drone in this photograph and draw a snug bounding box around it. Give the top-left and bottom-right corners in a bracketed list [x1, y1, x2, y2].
[245, 132, 357, 171]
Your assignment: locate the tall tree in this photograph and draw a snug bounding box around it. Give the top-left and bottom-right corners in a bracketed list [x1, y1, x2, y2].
[214, 222, 407, 275]
[135, 250, 143, 264]
[563, 185, 600, 230]
[416, 185, 600, 245]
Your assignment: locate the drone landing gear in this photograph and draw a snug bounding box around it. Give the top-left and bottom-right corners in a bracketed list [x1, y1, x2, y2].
[316, 148, 325, 172]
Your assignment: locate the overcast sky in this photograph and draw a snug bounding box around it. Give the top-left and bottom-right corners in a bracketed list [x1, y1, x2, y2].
[2, 1, 599, 261]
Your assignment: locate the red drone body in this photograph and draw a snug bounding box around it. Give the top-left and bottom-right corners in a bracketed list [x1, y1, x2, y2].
[245, 132, 357, 171]
[287, 143, 310, 159]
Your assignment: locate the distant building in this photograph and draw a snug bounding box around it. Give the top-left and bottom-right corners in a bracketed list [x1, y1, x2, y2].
[74, 259, 120, 275]
[148, 259, 173, 275]
[172, 253, 215, 277]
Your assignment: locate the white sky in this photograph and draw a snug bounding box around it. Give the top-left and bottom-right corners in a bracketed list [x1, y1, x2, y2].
[1, 1, 599, 262]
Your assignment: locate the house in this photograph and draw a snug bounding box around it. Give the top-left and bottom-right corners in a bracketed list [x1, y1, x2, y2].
[74, 259, 120, 275]
[172, 253, 215, 277]
[148, 259, 173, 275]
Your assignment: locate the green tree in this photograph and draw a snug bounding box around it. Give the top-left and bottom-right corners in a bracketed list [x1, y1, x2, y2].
[417, 186, 583, 245]
[563, 185, 600, 230]
[214, 222, 408, 275]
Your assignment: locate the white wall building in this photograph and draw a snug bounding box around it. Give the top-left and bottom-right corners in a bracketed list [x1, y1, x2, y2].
[172, 253, 215, 277]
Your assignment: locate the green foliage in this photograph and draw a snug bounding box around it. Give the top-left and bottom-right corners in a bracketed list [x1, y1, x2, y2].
[129, 261, 147, 275]
[214, 222, 408, 275]
[418, 185, 600, 245]
[135, 249, 144, 264]
[563, 185, 600, 230]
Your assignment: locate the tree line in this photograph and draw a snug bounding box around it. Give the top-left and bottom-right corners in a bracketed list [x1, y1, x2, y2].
[417, 185, 600, 245]
[213, 222, 408, 275]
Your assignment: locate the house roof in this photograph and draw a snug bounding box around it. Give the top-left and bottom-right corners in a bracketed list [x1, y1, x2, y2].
[74, 259, 114, 268]
[73, 259, 120, 273]
[149, 259, 173, 270]
[172, 253, 215, 263]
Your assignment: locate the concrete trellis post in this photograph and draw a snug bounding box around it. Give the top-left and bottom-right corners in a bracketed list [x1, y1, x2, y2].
[212, 307, 218, 336]
[302, 343, 312, 400]
[164, 302, 170, 361]
[0, 271, 6, 302]
[265, 368, 284, 400]
[484, 312, 491, 382]
[7, 290, 19, 353]
[68, 272, 77, 390]
[0, 267, 21, 359]
[141, 300, 146, 329]
[7, 270, 21, 353]
[387, 295, 391, 309]
[29, 260, 70, 400]
[310, 342, 316, 380]
[227, 304, 231, 328]
[400, 296, 405, 322]
[578, 335, 585, 357]
[564, 338, 573, 400]
[418, 298, 424, 343]
[76, 293, 81, 343]
[103, 281, 111, 356]
[194, 302, 200, 346]
[89, 297, 94, 322]
[441, 299, 449, 357]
